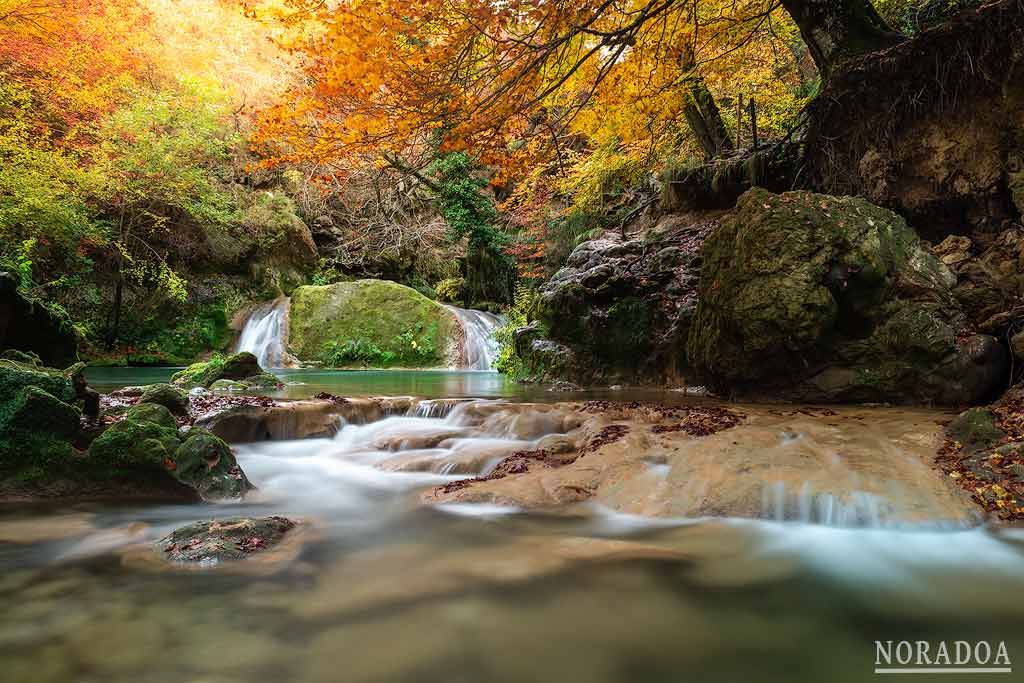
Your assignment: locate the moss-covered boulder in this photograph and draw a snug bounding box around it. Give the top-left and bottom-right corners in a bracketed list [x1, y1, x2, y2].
[138, 383, 190, 416]
[87, 405, 253, 501]
[173, 429, 251, 500]
[288, 280, 460, 367]
[687, 188, 1006, 404]
[171, 352, 280, 391]
[88, 403, 181, 468]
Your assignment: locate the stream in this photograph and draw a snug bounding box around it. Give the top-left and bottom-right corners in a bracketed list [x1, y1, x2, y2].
[5, 371, 1024, 682]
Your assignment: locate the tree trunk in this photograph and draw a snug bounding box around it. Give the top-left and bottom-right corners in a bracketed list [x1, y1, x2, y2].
[683, 78, 734, 161]
[781, 0, 903, 80]
[106, 277, 123, 351]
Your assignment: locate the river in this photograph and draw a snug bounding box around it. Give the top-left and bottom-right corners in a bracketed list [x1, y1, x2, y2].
[3, 369, 1024, 682]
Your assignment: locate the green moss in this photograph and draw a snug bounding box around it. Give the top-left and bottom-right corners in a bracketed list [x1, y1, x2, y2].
[288, 280, 459, 367]
[171, 352, 276, 389]
[687, 188, 957, 395]
[88, 403, 180, 468]
[173, 429, 249, 500]
[948, 408, 1004, 452]
[0, 359, 76, 405]
[138, 383, 190, 416]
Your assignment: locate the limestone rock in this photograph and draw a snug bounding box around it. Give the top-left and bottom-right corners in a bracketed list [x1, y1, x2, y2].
[688, 188, 1005, 404]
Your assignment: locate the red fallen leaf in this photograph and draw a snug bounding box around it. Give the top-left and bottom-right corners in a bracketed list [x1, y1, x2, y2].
[237, 536, 266, 552]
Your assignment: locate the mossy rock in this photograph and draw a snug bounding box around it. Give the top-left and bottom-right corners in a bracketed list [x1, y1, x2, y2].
[687, 188, 1004, 404]
[139, 383, 190, 416]
[947, 408, 1005, 452]
[88, 403, 181, 468]
[209, 379, 247, 392]
[6, 386, 80, 439]
[0, 349, 42, 366]
[172, 352, 279, 390]
[173, 429, 251, 500]
[157, 516, 296, 563]
[0, 386, 80, 469]
[0, 358, 76, 405]
[288, 280, 460, 367]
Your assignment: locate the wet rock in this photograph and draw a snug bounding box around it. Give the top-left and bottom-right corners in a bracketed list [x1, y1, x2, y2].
[196, 398, 344, 442]
[688, 188, 1006, 405]
[171, 352, 281, 391]
[138, 383, 189, 416]
[88, 403, 181, 468]
[158, 517, 296, 564]
[86, 403, 253, 501]
[173, 430, 251, 500]
[548, 380, 583, 392]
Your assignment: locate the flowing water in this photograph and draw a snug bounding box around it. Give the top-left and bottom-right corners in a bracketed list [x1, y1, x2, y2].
[9, 370, 1024, 682]
[234, 297, 291, 368]
[443, 305, 505, 371]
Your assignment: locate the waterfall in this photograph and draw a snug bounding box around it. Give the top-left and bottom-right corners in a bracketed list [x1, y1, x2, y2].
[235, 297, 291, 369]
[444, 305, 505, 371]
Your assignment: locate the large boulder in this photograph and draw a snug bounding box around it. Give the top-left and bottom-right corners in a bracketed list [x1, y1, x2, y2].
[0, 358, 82, 466]
[527, 217, 713, 384]
[288, 280, 460, 367]
[0, 271, 79, 367]
[88, 403, 251, 501]
[688, 188, 1006, 404]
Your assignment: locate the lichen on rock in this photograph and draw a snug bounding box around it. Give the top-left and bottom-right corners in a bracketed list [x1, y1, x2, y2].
[687, 188, 1005, 404]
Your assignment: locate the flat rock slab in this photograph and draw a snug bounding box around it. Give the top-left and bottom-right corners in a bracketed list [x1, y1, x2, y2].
[158, 516, 296, 564]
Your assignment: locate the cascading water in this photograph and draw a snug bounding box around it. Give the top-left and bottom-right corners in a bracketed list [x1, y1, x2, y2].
[445, 305, 505, 371]
[235, 297, 291, 368]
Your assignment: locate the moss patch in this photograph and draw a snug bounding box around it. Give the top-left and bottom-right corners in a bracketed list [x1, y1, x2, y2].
[288, 280, 459, 367]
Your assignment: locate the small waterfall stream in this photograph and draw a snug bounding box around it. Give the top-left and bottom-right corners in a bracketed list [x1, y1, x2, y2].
[235, 297, 291, 368]
[444, 305, 505, 371]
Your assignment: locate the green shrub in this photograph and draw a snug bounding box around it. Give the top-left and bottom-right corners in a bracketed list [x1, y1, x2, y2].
[434, 277, 465, 303]
[494, 285, 539, 378]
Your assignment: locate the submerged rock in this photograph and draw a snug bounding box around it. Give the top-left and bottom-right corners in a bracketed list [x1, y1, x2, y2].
[287, 279, 460, 367]
[157, 516, 297, 564]
[688, 188, 1005, 404]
